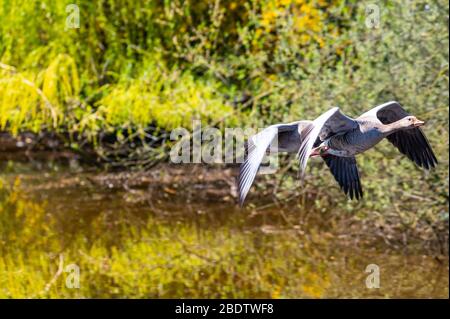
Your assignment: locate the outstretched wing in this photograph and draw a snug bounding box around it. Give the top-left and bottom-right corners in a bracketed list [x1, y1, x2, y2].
[238, 121, 312, 206]
[322, 155, 363, 200]
[298, 107, 358, 176]
[359, 101, 437, 169]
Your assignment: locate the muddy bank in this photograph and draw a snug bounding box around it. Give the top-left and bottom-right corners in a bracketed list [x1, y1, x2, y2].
[0, 131, 257, 204]
[10, 163, 241, 204]
[0, 131, 87, 163]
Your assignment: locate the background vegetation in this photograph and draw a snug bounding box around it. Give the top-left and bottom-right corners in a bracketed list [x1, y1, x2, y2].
[0, 0, 448, 298]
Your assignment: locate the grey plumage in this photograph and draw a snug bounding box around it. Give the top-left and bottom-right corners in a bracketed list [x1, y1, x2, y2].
[238, 101, 437, 205]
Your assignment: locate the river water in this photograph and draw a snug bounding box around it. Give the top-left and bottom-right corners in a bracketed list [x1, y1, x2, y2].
[0, 158, 448, 298]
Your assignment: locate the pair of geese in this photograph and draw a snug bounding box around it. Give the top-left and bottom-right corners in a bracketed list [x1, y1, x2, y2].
[238, 101, 437, 206]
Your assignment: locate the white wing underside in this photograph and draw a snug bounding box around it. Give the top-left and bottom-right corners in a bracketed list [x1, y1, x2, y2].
[238, 122, 310, 206]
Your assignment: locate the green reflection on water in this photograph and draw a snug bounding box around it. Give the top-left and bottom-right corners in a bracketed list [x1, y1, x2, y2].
[0, 161, 448, 298]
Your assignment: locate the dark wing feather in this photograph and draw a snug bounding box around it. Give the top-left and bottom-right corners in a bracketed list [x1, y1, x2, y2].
[322, 155, 363, 200]
[385, 128, 437, 169]
[361, 101, 437, 169]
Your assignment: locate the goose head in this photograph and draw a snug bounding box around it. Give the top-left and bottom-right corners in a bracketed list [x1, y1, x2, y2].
[398, 116, 425, 129]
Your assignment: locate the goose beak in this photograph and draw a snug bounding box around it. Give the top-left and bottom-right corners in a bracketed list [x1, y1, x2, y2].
[413, 119, 425, 127]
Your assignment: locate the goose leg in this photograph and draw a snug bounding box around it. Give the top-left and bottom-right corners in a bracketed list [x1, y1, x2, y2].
[310, 145, 329, 157]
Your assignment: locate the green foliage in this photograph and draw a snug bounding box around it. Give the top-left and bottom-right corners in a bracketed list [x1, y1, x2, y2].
[0, 0, 243, 141]
[95, 60, 234, 131]
[0, 0, 448, 260]
[0, 54, 79, 133]
[248, 0, 449, 230]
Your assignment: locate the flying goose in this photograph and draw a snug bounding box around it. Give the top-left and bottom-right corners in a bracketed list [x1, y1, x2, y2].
[238, 101, 437, 206]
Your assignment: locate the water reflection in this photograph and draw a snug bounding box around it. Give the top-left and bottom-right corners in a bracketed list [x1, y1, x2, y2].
[0, 160, 448, 298]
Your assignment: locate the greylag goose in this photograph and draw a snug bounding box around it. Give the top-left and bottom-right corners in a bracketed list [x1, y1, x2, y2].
[238, 101, 437, 206]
